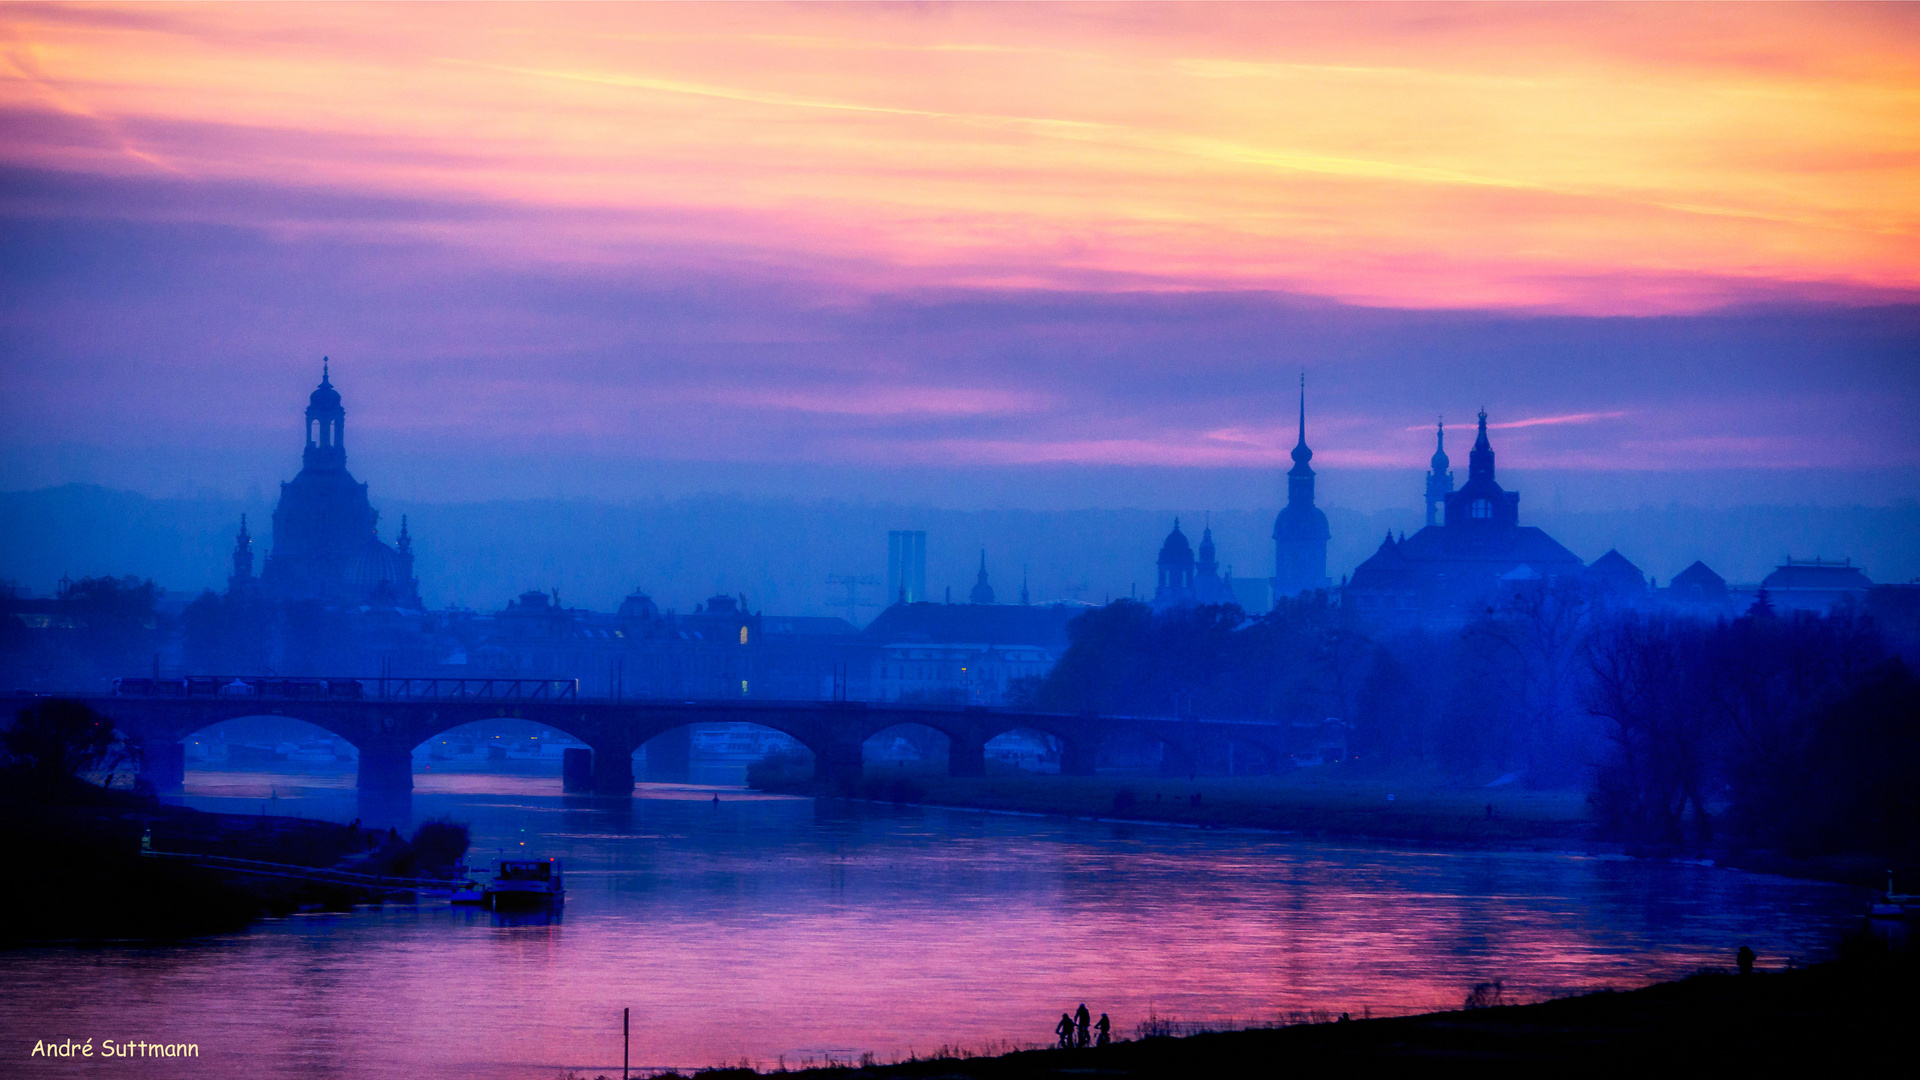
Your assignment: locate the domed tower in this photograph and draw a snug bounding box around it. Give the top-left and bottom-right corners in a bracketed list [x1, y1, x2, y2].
[1154, 518, 1197, 608]
[1271, 375, 1331, 601]
[304, 361, 346, 471]
[1423, 418, 1454, 528]
[259, 361, 421, 608]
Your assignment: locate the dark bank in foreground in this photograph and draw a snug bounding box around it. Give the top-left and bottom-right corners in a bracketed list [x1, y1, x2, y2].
[0, 777, 465, 942]
[635, 939, 1916, 1077]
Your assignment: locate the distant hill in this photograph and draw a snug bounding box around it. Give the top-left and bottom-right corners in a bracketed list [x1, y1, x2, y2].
[2, 484, 1915, 618]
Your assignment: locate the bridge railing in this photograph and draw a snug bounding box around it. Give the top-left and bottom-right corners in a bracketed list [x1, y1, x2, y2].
[112, 676, 578, 702]
[374, 678, 578, 702]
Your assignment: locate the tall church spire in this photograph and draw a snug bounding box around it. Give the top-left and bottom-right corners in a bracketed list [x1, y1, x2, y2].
[1289, 372, 1313, 477]
[1286, 373, 1316, 507]
[1272, 372, 1330, 603]
[969, 548, 996, 604]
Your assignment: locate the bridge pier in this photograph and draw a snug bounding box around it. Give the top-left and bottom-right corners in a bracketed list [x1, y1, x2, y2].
[356, 742, 414, 793]
[1058, 738, 1098, 777]
[140, 740, 185, 792]
[947, 736, 987, 778]
[590, 740, 635, 795]
[813, 736, 865, 788]
[562, 747, 594, 793]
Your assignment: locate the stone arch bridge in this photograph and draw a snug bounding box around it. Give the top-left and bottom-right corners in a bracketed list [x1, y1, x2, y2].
[81, 678, 1296, 795]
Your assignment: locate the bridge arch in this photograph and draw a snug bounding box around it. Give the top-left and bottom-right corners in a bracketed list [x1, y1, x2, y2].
[175, 713, 359, 772]
[630, 720, 808, 785]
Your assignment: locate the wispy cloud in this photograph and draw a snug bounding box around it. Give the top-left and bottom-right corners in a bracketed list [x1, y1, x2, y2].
[1488, 411, 1630, 430]
[2, 3, 1916, 313]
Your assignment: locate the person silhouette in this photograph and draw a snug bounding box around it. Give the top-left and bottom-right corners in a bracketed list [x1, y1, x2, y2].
[1737, 945, 1755, 975]
[1075, 1003, 1091, 1049]
[1055, 1012, 1074, 1049]
[1095, 1013, 1111, 1047]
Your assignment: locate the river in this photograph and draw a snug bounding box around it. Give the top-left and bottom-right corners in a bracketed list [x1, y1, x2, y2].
[4, 769, 1862, 1078]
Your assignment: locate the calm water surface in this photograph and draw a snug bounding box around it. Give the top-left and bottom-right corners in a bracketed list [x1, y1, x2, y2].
[5, 770, 1862, 1078]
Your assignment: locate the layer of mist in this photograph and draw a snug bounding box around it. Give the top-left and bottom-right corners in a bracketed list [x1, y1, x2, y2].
[4, 485, 1915, 617]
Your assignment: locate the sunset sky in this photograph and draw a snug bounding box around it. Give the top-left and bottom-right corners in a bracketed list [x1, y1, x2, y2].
[3, 1, 1918, 500]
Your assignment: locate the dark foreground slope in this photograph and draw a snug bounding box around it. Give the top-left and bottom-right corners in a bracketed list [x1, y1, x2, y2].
[670, 942, 1914, 1077]
[0, 780, 428, 942]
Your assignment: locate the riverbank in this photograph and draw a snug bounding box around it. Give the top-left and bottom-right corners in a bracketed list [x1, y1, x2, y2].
[0, 780, 426, 943]
[755, 760, 1596, 844]
[659, 939, 1915, 1076]
[750, 760, 1913, 890]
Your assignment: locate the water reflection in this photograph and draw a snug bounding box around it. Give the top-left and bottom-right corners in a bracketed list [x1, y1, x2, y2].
[0, 770, 1862, 1079]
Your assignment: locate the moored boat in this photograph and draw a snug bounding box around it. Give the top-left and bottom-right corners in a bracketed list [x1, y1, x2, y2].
[1869, 874, 1918, 919]
[482, 858, 564, 910]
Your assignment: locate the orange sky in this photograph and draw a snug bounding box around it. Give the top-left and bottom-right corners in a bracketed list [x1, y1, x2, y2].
[5, 1, 1919, 314]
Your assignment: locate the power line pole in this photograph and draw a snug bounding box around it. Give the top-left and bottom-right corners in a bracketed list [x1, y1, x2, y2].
[824, 574, 880, 625]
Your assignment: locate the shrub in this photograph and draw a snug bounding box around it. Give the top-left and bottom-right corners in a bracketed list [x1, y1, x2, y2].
[2, 698, 121, 795]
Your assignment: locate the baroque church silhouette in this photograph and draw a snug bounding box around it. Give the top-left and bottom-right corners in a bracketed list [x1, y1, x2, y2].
[230, 361, 421, 610]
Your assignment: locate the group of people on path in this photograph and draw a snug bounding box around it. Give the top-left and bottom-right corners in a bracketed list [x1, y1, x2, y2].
[1054, 1004, 1109, 1049]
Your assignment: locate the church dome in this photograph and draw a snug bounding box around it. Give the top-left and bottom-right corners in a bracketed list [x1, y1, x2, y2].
[307, 360, 342, 414]
[344, 539, 406, 591]
[309, 381, 341, 414]
[1158, 519, 1194, 565]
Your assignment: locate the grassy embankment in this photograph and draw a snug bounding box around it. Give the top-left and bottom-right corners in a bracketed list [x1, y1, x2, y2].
[752, 756, 1593, 846]
[750, 757, 1914, 889]
[0, 780, 453, 943]
[638, 936, 1916, 1077]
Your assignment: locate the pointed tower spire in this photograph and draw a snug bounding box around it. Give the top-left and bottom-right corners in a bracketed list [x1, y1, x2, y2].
[1287, 375, 1314, 486]
[1469, 408, 1495, 482]
[229, 513, 254, 593]
[1020, 565, 1030, 606]
[1289, 372, 1313, 475]
[969, 548, 995, 604]
[1424, 414, 1455, 528]
[1273, 372, 1329, 602]
[1297, 371, 1306, 445]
